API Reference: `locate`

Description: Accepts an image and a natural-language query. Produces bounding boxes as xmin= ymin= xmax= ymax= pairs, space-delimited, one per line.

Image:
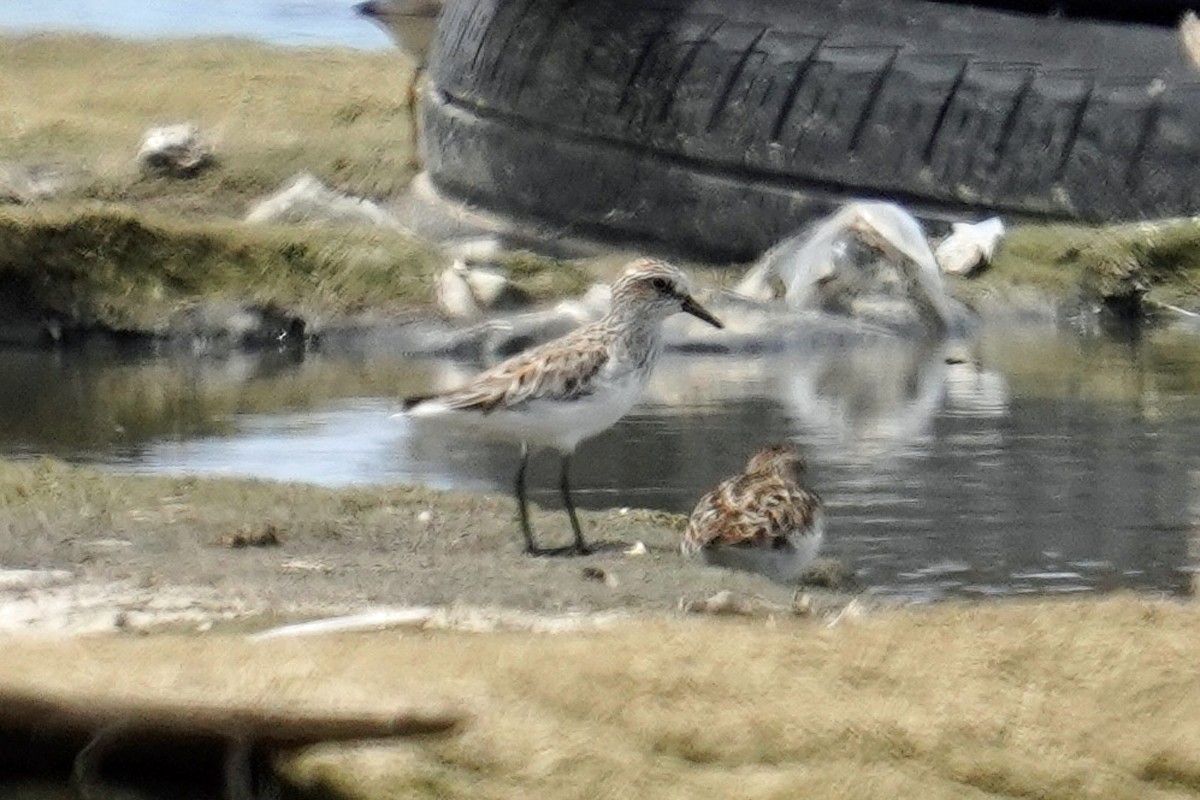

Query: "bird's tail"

xmin=401 ymin=393 xmax=437 ymax=412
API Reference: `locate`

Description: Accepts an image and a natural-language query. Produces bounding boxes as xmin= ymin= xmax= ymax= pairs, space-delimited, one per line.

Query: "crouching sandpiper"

xmin=682 ymin=445 xmax=825 ymax=582
xmin=400 ymin=258 xmax=724 ymax=555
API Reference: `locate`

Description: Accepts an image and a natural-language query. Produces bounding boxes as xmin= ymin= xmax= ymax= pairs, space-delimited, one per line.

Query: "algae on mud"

xmin=0 ymin=205 xmax=590 ymax=337
xmin=968 ymin=218 xmax=1200 ymax=311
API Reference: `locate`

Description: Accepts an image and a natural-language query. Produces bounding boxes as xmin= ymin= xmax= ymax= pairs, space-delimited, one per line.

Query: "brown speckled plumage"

xmin=682 ymin=445 xmax=823 ymax=557
xmin=404 ymin=258 xmax=707 ymax=415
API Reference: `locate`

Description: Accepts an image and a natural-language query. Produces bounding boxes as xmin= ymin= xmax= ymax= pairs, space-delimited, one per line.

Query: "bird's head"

xmin=745 ymin=444 xmax=807 ymax=480
xmin=609 ymin=258 xmax=723 ymax=328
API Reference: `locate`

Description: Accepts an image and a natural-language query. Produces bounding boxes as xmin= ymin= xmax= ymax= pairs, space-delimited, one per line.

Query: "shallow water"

xmin=4 ymin=323 xmax=1200 ymax=601
xmin=0 ymin=0 xmax=389 ymax=49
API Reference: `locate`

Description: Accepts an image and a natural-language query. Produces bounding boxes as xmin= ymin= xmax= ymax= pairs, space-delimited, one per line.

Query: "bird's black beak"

xmin=354 ymin=1 xmax=378 ymax=20
xmin=681 ymin=294 xmax=723 ymax=329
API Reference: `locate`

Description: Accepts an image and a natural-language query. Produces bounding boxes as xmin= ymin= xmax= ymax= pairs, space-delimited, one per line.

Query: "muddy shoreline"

xmin=0 ymin=459 xmax=870 ymax=636
xmin=3 ymin=34 xmax=1200 ymax=630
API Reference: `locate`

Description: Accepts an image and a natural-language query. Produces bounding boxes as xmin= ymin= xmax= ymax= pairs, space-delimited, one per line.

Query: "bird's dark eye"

xmin=651 ymin=277 xmax=671 ymax=292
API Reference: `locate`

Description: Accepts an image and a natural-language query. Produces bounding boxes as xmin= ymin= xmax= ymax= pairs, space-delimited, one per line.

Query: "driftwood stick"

xmin=72 ymin=721 xmax=131 ymax=800
xmin=224 ymin=737 xmax=256 ymax=800
xmin=0 ymin=685 xmax=464 ymax=744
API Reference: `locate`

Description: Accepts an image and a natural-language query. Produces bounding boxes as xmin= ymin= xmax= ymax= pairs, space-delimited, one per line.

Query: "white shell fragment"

xmin=934 ymin=217 xmax=1006 ymax=276
xmin=137 ymin=123 xmax=214 ymax=177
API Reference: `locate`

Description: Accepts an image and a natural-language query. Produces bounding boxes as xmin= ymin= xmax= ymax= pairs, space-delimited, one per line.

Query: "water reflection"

xmin=2 ymin=325 xmax=1200 ymax=600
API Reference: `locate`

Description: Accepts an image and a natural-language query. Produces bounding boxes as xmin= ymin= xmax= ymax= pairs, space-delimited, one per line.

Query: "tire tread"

xmin=426 ymin=0 xmax=1200 ymax=258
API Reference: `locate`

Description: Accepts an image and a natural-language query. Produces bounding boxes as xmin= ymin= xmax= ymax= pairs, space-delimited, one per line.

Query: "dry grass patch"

xmin=279 ymin=598 xmax=1200 ymax=799
xmin=1 ymin=596 xmax=1198 ymax=799
xmin=0 ymin=34 xmax=419 ymax=213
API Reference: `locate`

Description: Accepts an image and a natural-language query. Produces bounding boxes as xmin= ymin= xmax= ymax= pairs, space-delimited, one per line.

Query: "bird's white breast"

xmin=404 ymin=363 xmax=649 ymax=453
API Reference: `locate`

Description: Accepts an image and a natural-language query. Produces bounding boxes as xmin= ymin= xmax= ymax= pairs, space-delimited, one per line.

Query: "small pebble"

xmin=582 ymin=566 xmax=620 ymax=588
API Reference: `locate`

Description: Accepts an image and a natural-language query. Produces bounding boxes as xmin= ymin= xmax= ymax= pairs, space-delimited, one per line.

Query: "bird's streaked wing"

xmin=684 ymin=473 xmax=821 ymax=552
xmin=413 ymin=332 xmax=611 ymax=413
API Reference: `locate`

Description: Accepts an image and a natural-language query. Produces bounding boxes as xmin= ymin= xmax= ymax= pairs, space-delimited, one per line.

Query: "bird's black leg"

xmin=515 ymin=444 xmax=539 ymax=554
xmin=560 ymin=453 xmax=591 ymax=555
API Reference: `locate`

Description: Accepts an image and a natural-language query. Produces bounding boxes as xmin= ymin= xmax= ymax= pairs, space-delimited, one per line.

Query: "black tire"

xmin=423 ymin=0 xmax=1200 ymax=261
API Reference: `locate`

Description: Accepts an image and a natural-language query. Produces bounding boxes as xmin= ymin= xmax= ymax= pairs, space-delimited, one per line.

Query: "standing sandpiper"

xmin=682 ymin=445 xmax=825 ymax=582
xmin=400 ymin=258 xmax=724 ymax=555
xmin=355 ymin=0 xmax=443 ymax=167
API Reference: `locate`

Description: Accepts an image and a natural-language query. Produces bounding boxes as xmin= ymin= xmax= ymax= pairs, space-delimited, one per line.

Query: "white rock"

xmin=935 ymin=217 xmax=1006 ymax=276
xmin=434 ymin=260 xmax=482 ymax=319
xmin=462 ymin=264 xmax=514 ymax=307
xmin=0 ymin=161 xmax=76 ymax=203
xmin=1182 ymin=11 xmax=1200 ymax=71
xmin=245 ymin=172 xmax=400 ymax=227
xmin=434 ymin=259 xmax=530 ymax=320
xmin=137 ymin=123 xmax=214 ymax=177
xmin=280 ymin=559 xmax=333 ymax=573
xmin=442 ymin=236 xmax=505 ymax=263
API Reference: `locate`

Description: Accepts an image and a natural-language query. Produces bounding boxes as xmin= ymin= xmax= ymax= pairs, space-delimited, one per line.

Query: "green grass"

xmin=972 ymin=218 xmax=1200 ymax=307
xmin=0 ymin=204 xmax=437 ymax=328
xmin=0 ymin=205 xmax=589 ymax=330
xmin=5 ymin=33 xmax=1200 ymax=330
